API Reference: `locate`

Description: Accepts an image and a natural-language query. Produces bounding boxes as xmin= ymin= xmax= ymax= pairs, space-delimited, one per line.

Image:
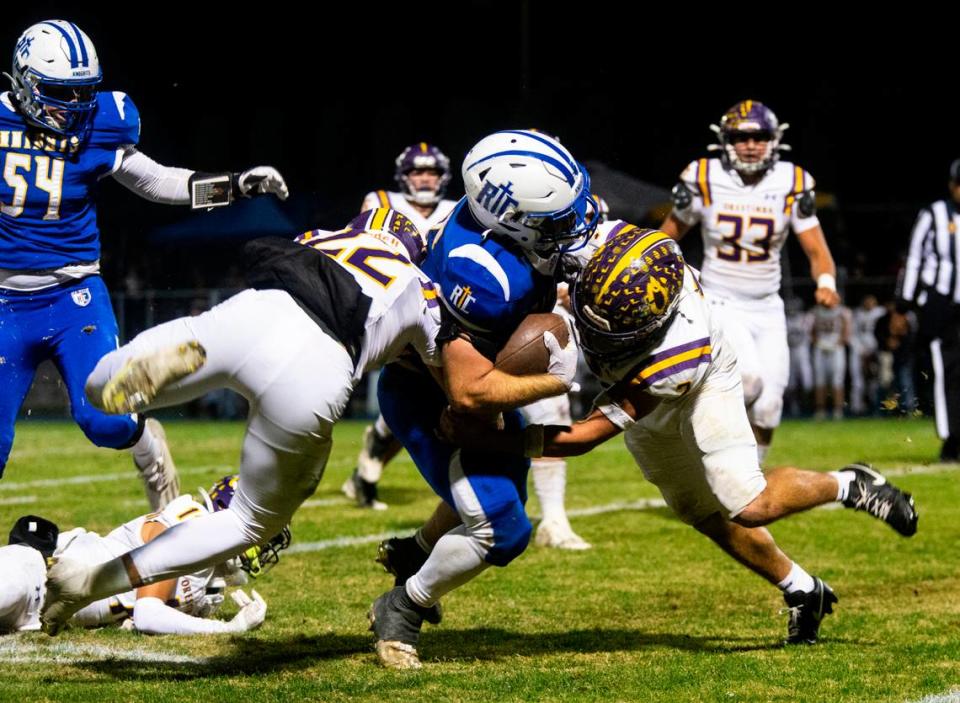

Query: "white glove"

xmin=543 ymin=318 xmax=580 ymax=391
xmin=228 ymin=589 xmax=267 ymax=632
xmin=237 ymin=166 xmax=289 ymax=201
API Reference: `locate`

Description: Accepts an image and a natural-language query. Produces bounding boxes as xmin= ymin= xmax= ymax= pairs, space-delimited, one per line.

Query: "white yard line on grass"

xmin=0 ymin=495 xmax=36 ymax=505
xmin=0 ymin=465 xmax=232 ymax=492
xmin=0 ymin=639 xmax=208 ymax=665
xmin=905 ymin=691 xmax=960 ymax=703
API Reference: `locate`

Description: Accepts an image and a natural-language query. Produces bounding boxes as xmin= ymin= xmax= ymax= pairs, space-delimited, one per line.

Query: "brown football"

xmin=494 ymin=312 xmax=570 ymax=375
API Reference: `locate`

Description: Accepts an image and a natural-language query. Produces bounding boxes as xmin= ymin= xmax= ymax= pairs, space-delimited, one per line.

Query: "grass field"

xmin=0 ymin=417 xmax=956 ymax=703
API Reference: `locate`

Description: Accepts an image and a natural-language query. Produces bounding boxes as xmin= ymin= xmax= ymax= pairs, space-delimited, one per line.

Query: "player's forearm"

xmin=132 ymin=597 xmax=237 ymax=635
xmin=112 ymin=148 xmax=193 ymax=205
xmin=447 ymin=369 xmax=566 ymax=414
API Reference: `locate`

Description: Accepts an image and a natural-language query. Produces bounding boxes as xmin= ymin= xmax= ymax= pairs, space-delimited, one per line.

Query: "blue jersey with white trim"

xmin=422 ymin=197 xmax=555 ymax=347
xmin=0 ymin=90 xmax=140 ymax=271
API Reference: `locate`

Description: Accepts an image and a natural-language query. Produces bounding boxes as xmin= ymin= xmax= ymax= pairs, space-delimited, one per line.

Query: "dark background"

xmin=5 ymin=4 xmax=957 ymax=296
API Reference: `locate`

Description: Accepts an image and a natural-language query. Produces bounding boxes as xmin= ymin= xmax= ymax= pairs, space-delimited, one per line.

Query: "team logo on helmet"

xmin=342 ymin=208 xmax=426 ymax=265
xmin=572 ymin=226 xmax=685 ymax=363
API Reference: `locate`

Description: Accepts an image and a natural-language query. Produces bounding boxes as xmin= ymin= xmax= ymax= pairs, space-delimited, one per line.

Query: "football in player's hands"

xmin=495 ymin=313 xmax=570 ymax=376
xmin=237 ymin=167 xmax=289 ymax=201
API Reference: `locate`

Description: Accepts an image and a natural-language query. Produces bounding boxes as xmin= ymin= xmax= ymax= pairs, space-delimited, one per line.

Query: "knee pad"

xmin=480 ymin=499 xmax=532 ymax=567
xmin=73 ymin=405 xmax=138 ymax=449
xmin=741 ymin=373 xmax=764 ymax=408
xmin=749 ymin=393 xmax=784 ymax=430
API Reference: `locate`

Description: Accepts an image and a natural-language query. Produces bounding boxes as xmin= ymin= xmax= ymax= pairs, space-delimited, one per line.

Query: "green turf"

xmin=0 ymin=417 xmax=954 ymax=703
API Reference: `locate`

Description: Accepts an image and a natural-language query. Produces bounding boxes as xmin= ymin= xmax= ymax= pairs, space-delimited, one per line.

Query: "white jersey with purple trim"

xmin=295 ymin=219 xmax=443 ymax=379
xmin=57 ymin=495 xmax=218 ymax=625
xmin=0 ymin=544 xmax=46 ymax=632
xmin=591 ymin=263 xmax=719 ymax=404
xmin=672 ymin=158 xmax=820 ymax=300
xmin=360 ymin=190 xmax=457 ymax=238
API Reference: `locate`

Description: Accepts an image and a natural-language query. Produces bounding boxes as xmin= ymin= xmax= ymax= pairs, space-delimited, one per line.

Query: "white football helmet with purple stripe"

xmin=462 ymin=130 xmax=596 ymax=255
xmin=5 ymin=20 xmax=102 ymax=138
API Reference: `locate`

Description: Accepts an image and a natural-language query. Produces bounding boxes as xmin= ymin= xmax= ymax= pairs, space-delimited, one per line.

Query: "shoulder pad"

xmin=797 ymin=190 xmax=816 ymax=218
xmin=90 ymin=91 xmax=140 ymax=147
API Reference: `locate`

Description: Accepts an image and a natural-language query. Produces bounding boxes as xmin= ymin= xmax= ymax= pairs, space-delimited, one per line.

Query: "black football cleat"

xmin=368 ymin=586 xmax=434 ymax=670
xmin=841 ymin=463 xmax=918 ymax=537
xmin=375 ymin=537 xmax=441 ymax=624
xmin=782 ymin=577 xmax=838 ymax=645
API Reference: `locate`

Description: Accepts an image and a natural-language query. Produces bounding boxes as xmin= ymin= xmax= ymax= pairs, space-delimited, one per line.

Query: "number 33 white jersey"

xmin=672 ymin=158 xmax=820 ymax=300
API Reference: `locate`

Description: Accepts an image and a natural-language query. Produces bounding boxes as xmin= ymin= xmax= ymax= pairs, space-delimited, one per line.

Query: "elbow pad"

xmin=671 ymin=182 xmax=693 ymax=211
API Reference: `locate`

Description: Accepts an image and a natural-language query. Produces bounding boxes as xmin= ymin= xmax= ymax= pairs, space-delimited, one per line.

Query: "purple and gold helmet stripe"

xmin=629 ymin=337 xmax=712 ymax=388
xmin=377 ymin=190 xmax=389 ymax=209
xmin=420 ymin=142 xmax=428 ymax=153
xmin=369 ymin=207 xmax=390 ymax=232
xmin=596 ymin=229 xmax=670 ymax=299
xmin=696 ymin=158 xmax=712 ymax=206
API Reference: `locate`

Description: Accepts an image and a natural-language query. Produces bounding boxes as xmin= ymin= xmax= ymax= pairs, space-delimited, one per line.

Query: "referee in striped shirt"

xmin=899 ymin=159 xmax=960 ymax=461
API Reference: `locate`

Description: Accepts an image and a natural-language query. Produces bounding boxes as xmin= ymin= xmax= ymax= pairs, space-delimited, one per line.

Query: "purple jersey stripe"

xmin=641 ymin=337 xmax=712 ymax=368
xmin=637 ymin=353 xmax=713 ymax=389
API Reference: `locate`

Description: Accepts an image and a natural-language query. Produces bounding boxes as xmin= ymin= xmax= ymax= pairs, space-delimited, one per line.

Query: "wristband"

xmin=816 ymin=273 xmax=836 ymax=292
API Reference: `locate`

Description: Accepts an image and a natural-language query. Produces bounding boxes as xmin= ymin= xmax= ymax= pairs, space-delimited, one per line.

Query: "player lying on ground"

xmin=442 ymin=225 xmax=919 ymax=646
xmin=0 ymin=20 xmax=288 ymax=510
xmin=0 ymin=475 xmax=285 ymax=634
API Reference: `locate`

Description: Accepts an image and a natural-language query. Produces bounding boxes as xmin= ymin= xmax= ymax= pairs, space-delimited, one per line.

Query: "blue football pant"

xmin=0 ymin=276 xmax=138 ymax=477
xmin=378 ymin=363 xmax=533 ymax=568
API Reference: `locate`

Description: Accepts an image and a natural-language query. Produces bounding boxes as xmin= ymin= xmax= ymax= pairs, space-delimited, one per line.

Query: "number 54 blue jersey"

xmin=0 ymin=90 xmax=140 ymax=271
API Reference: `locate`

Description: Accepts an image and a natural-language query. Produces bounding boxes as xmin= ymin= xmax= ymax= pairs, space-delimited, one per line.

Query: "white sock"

xmin=373 ymin=415 xmax=392 ymax=440
xmin=777 ymin=561 xmax=816 ymax=594
xmin=130 ymin=419 xmax=161 ymax=470
xmin=757 ymin=444 xmax=770 ymax=466
xmin=830 ymin=470 xmax=855 ymax=502
xmin=531 ymin=459 xmax=568 ymax=524
xmin=405 ymin=525 xmax=491 ymax=607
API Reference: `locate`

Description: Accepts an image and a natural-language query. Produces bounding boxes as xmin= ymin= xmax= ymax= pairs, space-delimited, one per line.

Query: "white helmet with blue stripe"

xmin=5 ymin=20 xmax=102 ymax=138
xmin=462 ymin=130 xmax=596 ymax=256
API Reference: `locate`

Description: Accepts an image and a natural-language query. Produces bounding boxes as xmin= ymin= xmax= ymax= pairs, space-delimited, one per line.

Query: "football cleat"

xmin=376 ymin=537 xmax=441 ymax=624
xmin=101 ymin=341 xmax=207 ymax=414
xmin=782 ymin=577 xmax=838 ymax=645
xmin=534 ymin=518 xmax=592 ymax=551
xmin=133 ymin=419 xmax=180 ymax=511
xmin=40 ymin=557 xmax=98 ymax=635
xmin=341 ymin=469 xmax=387 ymax=510
xmin=368 ymin=586 xmax=433 ymax=670
xmin=841 ymin=463 xmax=918 ymax=537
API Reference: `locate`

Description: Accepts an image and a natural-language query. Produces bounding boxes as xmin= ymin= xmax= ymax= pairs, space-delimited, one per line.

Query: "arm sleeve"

xmin=132 ymin=596 xmax=237 ymax=635
xmin=899 ymin=208 xmax=934 ymax=303
xmin=111 ymin=147 xmax=195 ymax=205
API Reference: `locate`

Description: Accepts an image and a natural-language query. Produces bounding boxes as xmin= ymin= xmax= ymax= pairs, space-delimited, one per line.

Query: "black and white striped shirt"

xmin=900 ymin=200 xmax=960 ymax=305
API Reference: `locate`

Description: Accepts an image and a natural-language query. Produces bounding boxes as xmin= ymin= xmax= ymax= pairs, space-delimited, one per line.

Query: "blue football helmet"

xmin=6 ymin=21 xmax=102 ymax=138
xmin=462 ymin=130 xmax=597 ymax=256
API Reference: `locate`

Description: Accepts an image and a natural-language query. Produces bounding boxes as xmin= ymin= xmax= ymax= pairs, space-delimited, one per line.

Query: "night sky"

xmin=4 ymin=5 xmax=957 ymax=292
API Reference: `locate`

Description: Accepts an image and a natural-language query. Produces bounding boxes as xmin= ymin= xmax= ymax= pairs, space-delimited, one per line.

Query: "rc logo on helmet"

xmin=450 ymin=284 xmax=476 ymax=312
xmin=477 ymin=180 xmax=519 ymax=218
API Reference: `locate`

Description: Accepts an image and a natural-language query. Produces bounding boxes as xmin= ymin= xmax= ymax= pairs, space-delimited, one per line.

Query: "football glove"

xmin=236 ymin=166 xmax=289 ymax=201
xmin=544 ymin=317 xmax=580 ymax=392
xmin=228 ymin=589 xmax=267 ymax=632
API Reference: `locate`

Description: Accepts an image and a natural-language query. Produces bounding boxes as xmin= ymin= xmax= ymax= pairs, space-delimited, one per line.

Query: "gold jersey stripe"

xmin=598 ymin=230 xmax=669 ymax=299
xmin=631 ymin=345 xmax=713 ymax=384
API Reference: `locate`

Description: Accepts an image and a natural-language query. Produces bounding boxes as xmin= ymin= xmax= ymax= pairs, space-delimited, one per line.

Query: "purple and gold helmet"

xmin=710 ymin=100 xmax=788 ymax=175
xmin=572 ymin=226 xmax=685 ymax=364
xmin=203 ymin=474 xmax=292 ymax=578
xmin=394 ymin=142 xmax=452 ymax=206
xmin=341 ymin=208 xmax=426 ymax=265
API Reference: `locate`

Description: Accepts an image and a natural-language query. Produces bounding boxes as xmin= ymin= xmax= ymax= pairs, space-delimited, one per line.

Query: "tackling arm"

xmin=659 ymin=213 xmax=693 ymax=241
xmin=796 ymin=225 xmax=840 ymax=307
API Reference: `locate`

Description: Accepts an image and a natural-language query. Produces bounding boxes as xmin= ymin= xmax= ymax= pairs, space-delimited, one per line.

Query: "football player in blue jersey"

xmin=368 ymin=130 xmax=594 ymax=669
xmin=0 ymin=21 xmax=288 ymax=509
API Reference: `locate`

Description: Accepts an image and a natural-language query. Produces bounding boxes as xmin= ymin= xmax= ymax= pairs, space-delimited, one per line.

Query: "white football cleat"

xmin=101 ymin=340 xmax=207 ymax=414
xmin=134 ymin=418 xmax=180 ymax=511
xmin=535 ymin=519 xmax=592 ymax=551
xmin=40 ymin=557 xmax=97 ymax=635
